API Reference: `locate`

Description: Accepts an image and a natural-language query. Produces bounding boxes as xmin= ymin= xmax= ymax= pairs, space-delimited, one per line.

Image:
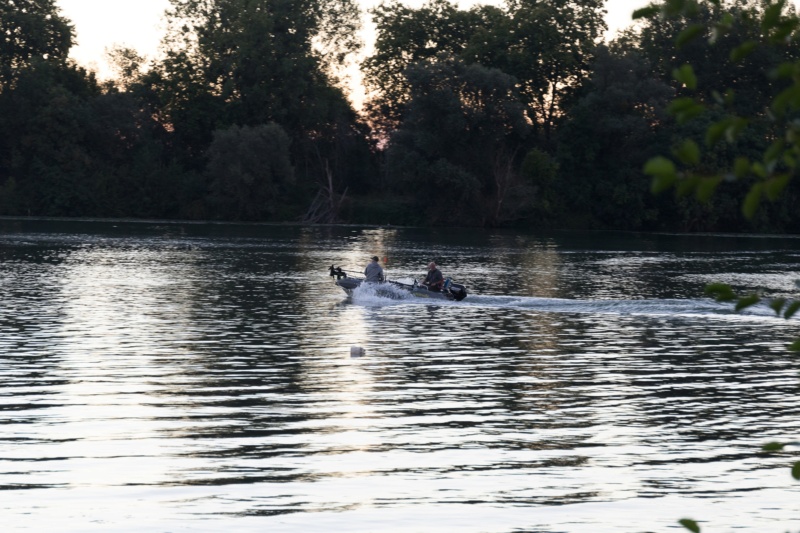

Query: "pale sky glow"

xmin=56 ymin=0 xmax=650 ymax=80
xmin=57 ymin=0 xmax=170 ymax=75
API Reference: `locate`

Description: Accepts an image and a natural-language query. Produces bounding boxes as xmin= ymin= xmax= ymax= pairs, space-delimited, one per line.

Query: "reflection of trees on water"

xmin=0 ymin=230 xmax=220 ymax=488
xmin=529 ymin=311 xmax=800 ymax=497
xmin=477 ymin=233 xmax=562 ymax=298
xmin=0 ymin=236 xmax=75 ymax=480
xmin=147 ymin=226 xmax=402 ymax=491
xmin=3 ymin=222 xmax=799 ymax=517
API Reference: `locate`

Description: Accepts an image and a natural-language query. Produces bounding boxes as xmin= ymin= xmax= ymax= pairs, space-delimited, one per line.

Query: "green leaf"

xmin=710 ymin=13 xmax=734 ymax=43
xmin=742 ymin=182 xmax=763 ymax=219
xmin=676 ymin=175 xmax=700 ymax=197
xmin=632 ymin=6 xmax=660 ymax=20
xmin=733 ymin=157 xmax=750 ymax=179
xmin=677 ymin=25 xmax=705 ymax=48
xmin=667 ymin=96 xmax=697 ymax=113
xmin=705 ymin=116 xmax=748 ymax=146
xmin=784 ymin=301 xmax=800 ymax=319
xmin=735 ymin=293 xmax=761 ymax=311
xmin=772 ymin=61 xmax=797 ymax=80
xmin=764 ymin=139 xmax=785 ymax=164
xmin=788 ymin=338 xmax=800 ymax=351
xmin=793 ymin=461 xmax=800 ymax=480
xmin=762 ymin=2 xmax=785 ymax=31
xmin=783 ymin=152 xmax=796 ymax=170
xmin=772 ymin=85 xmax=800 ymax=116
xmin=769 ymin=298 xmax=787 ymax=315
xmin=695 ymin=176 xmax=722 ymax=202
xmin=644 ymin=156 xmax=677 ymax=178
xmin=673 ymin=139 xmax=701 ymax=165
xmin=751 ymin=162 xmax=767 ymax=179
xmin=725 ymin=117 xmax=748 ymax=142
xmin=730 ymin=41 xmax=757 ymax=63
xmin=673 ymin=64 xmax=698 ymax=90
xmin=651 ymin=173 xmax=677 ymax=194
xmin=664 ymin=0 xmax=689 ymax=17
xmin=762 ymin=441 xmax=785 ymax=452
xmin=706 ymin=121 xmax=728 ymax=146
xmin=771 ymin=20 xmax=799 ymax=43
xmin=788 ymin=123 xmax=800 ymax=144
xmin=723 ymin=89 xmax=735 ymax=106
xmin=668 ymin=97 xmax=705 ymax=124
xmin=683 ymin=0 xmax=700 ymax=17
xmin=646 ymin=157 xmax=679 ymax=194
xmin=705 ymin=283 xmax=736 ymax=302
xmin=765 ymin=174 xmax=791 ymax=201
xmin=679 ymin=518 xmax=701 ymax=533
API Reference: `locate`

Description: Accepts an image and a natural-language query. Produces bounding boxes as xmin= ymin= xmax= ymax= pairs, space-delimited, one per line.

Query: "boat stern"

xmin=335 ymin=277 xmax=361 ymax=295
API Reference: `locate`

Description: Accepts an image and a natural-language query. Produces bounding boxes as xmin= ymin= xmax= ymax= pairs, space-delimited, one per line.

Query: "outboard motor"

xmin=329 ymin=265 xmax=347 ymax=280
xmin=449 ymin=282 xmax=468 ymax=301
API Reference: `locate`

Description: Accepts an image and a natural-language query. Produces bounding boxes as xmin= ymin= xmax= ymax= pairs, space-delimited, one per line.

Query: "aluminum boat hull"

xmin=334 ymin=277 xmax=467 ymax=301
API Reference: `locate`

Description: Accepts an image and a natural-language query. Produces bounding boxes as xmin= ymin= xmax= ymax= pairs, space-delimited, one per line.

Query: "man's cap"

xmin=372 ymin=256 xmax=379 ymax=262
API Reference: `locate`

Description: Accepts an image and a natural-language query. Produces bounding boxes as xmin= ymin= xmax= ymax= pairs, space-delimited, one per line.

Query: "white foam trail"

xmin=460 ymin=295 xmax=789 ymax=321
xmin=351 ymin=281 xmax=414 ymax=305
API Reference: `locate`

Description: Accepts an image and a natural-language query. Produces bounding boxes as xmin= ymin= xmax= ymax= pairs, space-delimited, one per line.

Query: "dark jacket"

xmin=424 ymin=268 xmax=444 ymax=290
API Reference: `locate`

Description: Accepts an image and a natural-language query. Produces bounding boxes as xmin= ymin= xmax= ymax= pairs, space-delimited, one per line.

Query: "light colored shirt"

xmin=364 ymin=261 xmax=384 ymax=282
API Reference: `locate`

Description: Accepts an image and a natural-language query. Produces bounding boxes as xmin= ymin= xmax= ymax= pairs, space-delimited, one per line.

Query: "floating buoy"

xmin=350 ymin=346 xmax=365 ymax=358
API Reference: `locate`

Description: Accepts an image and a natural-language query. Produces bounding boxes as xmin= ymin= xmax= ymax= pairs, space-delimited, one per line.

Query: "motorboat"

xmin=329 ymin=266 xmax=468 ymax=301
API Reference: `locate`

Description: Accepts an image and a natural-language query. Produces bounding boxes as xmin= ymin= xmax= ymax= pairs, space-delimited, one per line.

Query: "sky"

xmin=57 ymin=0 xmax=650 ymax=75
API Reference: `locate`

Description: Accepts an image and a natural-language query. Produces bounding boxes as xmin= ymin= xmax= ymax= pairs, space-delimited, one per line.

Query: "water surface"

xmin=1 ymin=219 xmax=799 ymax=532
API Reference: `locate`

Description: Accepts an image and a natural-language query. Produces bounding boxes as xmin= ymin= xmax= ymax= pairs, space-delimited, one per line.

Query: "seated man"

xmin=364 ymin=256 xmax=384 ymax=282
xmin=422 ymin=262 xmax=444 ymax=291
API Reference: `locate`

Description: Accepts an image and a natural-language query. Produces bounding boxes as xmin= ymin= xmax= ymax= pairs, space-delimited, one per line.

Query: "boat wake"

xmin=350 ymin=281 xmax=416 ymax=303
xmin=463 ymin=295 xmax=759 ymax=317
xmin=348 ymin=289 xmax=789 ymax=321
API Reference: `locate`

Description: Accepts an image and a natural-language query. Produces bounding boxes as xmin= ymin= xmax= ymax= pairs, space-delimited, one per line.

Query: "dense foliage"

xmin=637 ymin=3 xmax=800 ymax=531
xmin=1 ymin=0 xmax=800 ymax=232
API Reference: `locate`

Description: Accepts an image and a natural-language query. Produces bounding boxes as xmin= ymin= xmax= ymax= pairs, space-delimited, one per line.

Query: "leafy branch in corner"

xmin=639 ymin=0 xmax=800 ymax=351
xmin=641 ymin=0 xmax=800 ymax=220
xmin=705 ymin=282 xmax=800 ymax=350
xmin=636 ymin=1 xmax=800 ymax=531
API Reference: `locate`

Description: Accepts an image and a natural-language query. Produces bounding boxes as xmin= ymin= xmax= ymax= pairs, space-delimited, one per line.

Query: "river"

xmin=1 ymin=219 xmax=799 ymax=532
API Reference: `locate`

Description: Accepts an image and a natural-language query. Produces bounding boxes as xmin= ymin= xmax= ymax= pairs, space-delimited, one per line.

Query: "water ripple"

xmin=1 ymin=221 xmax=799 ymax=531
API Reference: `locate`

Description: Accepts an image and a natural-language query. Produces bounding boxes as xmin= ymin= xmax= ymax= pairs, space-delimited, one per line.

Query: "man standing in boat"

xmin=422 ymin=262 xmax=444 ymax=291
xmin=364 ymin=256 xmax=384 ymax=282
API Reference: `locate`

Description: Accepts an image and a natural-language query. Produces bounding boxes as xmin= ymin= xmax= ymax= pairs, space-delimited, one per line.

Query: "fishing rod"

xmin=329 ymin=265 xmax=417 ymax=288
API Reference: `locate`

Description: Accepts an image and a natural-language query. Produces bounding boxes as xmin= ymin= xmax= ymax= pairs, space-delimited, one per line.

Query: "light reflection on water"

xmin=1 ymin=220 xmax=800 ymax=531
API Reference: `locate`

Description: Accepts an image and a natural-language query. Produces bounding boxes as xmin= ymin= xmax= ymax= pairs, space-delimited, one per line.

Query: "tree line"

xmin=1 ymin=0 xmax=798 ymax=231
